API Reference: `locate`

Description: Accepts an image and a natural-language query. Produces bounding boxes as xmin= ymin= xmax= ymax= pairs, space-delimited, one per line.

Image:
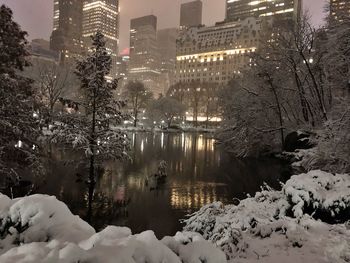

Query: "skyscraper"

xmin=128 ymin=15 xmax=162 ymax=96
xmin=157 ymin=28 xmax=179 ymax=93
xmin=50 ymin=0 xmax=84 ymax=64
xmin=180 ymin=0 xmax=203 ymax=29
xmin=330 ymin=0 xmax=350 ymax=23
xmin=226 ymin=0 xmax=302 ymax=23
xmin=82 ymin=0 xmax=120 ymax=79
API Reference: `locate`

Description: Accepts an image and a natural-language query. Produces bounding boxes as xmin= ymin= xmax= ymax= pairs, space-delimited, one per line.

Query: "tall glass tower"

xmin=50 ymin=0 xmax=84 ymax=64
xmin=82 ymin=0 xmax=120 ymax=79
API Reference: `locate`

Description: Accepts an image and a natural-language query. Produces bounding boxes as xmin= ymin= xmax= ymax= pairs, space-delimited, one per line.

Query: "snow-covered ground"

xmin=0 ymin=170 xmax=348 ymax=262
xmin=184 ymin=170 xmax=350 ymax=263
xmin=0 ymin=194 xmax=226 ymax=263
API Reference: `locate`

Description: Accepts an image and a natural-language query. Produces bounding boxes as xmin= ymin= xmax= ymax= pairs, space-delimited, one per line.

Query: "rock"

xmin=284 ymin=130 xmax=316 ymax=152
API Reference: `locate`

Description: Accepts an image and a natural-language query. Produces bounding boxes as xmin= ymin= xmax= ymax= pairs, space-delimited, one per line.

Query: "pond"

xmin=37 ymin=132 xmax=290 ymax=238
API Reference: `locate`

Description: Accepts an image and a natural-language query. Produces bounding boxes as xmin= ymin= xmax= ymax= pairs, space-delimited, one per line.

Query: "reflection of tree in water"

xmin=87 ymin=186 xmax=131 ymax=230
xmin=86 ymin=168 xmax=132 ymax=229
xmin=217 ymin=154 xmax=291 ymax=200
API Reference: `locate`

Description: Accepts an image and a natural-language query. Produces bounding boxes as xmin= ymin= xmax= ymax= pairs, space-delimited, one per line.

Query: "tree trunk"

xmin=301 ymin=52 xmax=328 ymax=121
xmin=205 ymin=102 xmax=210 ymax=129
xmin=194 ymin=101 xmax=198 ymax=127
xmin=293 ymin=70 xmax=310 ymax=124
xmin=268 ymin=79 xmax=285 ymax=150
xmin=133 ymin=111 xmax=138 ymax=127
xmin=167 ymin=117 xmax=173 ymax=129
xmin=87 ymin=91 xmax=97 ymax=223
xmin=86 ymin=182 xmax=94 ymax=224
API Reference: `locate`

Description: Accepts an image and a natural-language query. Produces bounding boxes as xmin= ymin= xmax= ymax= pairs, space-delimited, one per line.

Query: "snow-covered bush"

xmin=282 ymin=170 xmax=350 ymax=222
xmin=0 ymin=195 xmax=95 ymax=253
xmin=290 ymin=111 xmax=350 ymax=174
xmin=0 ymin=194 xmax=226 ymax=263
xmin=183 ymin=170 xmax=350 ymax=262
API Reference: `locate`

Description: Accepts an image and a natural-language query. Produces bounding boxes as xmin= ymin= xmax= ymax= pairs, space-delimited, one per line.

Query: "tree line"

xmin=217 ymin=11 xmax=350 ymax=172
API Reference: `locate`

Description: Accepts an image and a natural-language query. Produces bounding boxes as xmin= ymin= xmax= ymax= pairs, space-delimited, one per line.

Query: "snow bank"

xmin=0 ymin=194 xmax=226 ymax=263
xmin=183 ymin=170 xmax=350 ymax=262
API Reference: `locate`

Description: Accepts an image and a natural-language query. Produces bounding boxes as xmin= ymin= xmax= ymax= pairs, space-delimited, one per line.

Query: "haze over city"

xmin=0 ymin=0 xmax=349 ymax=262
xmin=1 ymin=0 xmax=326 ymax=52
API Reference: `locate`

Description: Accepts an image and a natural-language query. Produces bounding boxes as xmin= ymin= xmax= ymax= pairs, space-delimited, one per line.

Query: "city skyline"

xmin=1 ymin=0 xmax=326 ymax=53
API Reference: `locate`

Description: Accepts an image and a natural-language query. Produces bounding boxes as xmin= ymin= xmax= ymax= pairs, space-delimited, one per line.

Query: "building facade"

xmin=180 ymin=0 xmax=203 ymax=29
xmin=128 ymin=15 xmax=162 ymax=97
xmin=175 ymin=0 xmax=303 ymax=85
xmin=330 ymin=0 xmax=350 ymax=23
xmin=226 ymin=0 xmax=302 ymax=23
xmin=116 ymin=53 xmax=129 ymax=91
xmin=175 ymin=18 xmax=262 ymax=84
xmin=82 ymin=0 xmax=120 ymax=79
xmin=50 ymin=0 xmax=84 ymax=64
xmin=173 ymin=18 xmax=264 ymax=124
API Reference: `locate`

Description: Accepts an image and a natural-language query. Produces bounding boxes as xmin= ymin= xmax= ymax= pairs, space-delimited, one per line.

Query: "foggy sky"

xmin=0 ymin=0 xmax=326 ymax=53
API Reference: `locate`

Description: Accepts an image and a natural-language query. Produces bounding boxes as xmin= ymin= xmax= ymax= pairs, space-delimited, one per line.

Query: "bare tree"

xmin=123 ymin=80 xmax=153 ymax=127
xmin=261 ymin=15 xmax=330 ymax=125
xmin=167 ymin=82 xmax=186 ymax=103
xmin=147 ymin=96 xmax=186 ymax=128
xmin=187 ymin=82 xmax=202 ymax=127
xmin=26 ymin=61 xmax=76 ymax=126
xmin=217 ymin=77 xmax=281 ymax=157
xmin=322 ymin=10 xmax=350 ymax=102
xmin=202 ymin=83 xmax=220 ymax=128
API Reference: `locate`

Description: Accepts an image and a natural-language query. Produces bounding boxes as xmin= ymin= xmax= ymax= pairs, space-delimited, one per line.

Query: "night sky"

xmin=0 ymin=0 xmax=327 ymax=53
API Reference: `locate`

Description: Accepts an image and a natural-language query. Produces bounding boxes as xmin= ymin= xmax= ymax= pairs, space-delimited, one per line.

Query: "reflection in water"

xmin=35 ymin=132 xmax=290 ymax=238
xmin=170 ymin=183 xmax=222 ymax=210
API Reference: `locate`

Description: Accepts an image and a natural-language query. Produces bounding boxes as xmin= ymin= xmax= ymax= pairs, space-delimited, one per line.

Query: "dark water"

xmin=36 ymin=132 xmax=290 ymax=238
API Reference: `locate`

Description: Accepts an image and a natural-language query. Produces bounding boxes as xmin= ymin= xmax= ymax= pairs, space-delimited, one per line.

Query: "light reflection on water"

xmin=38 ymin=132 xmax=290 ymax=238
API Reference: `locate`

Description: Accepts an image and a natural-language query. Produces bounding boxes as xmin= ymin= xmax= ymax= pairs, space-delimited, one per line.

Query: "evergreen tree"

xmin=52 ymin=32 xmax=129 ymax=215
xmin=0 ymin=5 xmax=42 ymax=189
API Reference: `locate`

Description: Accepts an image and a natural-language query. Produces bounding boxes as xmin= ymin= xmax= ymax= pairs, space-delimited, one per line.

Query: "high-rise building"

xmin=330 ymin=0 xmax=350 ymax=23
xmin=116 ymin=50 xmax=130 ymax=89
xmin=225 ymin=0 xmax=302 ymax=23
xmin=180 ymin=0 xmax=203 ymax=29
xmin=116 ymin=49 xmax=129 ymax=80
xmin=175 ymin=18 xmax=262 ymax=85
xmin=128 ymin=15 xmax=162 ymax=96
xmin=50 ymin=0 xmax=84 ymax=64
xmin=82 ymin=0 xmax=120 ymax=79
xmin=157 ymin=28 xmax=179 ymax=93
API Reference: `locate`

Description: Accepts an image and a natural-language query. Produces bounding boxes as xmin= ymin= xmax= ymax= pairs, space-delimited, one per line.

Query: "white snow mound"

xmin=184 ymin=170 xmax=350 ymax=263
xmin=0 ymin=194 xmax=226 ymax=263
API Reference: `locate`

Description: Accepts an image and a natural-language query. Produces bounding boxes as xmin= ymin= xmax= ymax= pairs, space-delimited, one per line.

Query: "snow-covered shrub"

xmin=0 ymin=194 xmax=226 ymax=263
xmin=281 ymin=170 xmax=350 ymax=223
xmin=291 ymin=112 xmax=350 ymax=174
xmin=182 ymin=202 xmax=225 ymax=239
xmin=161 ymin=232 xmax=227 ymax=263
xmin=183 ymin=171 xmax=350 ymax=262
xmin=0 ymin=194 xmax=95 ymax=253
